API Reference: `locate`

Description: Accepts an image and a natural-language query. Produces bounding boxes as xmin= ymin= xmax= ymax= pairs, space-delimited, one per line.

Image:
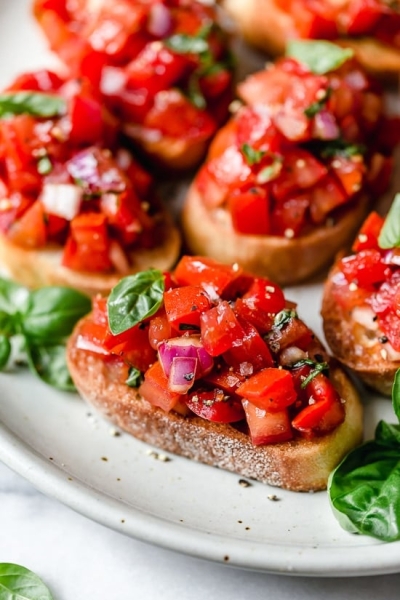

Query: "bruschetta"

xmin=0 ymin=70 xmax=180 ymax=295
xmin=221 ymin=0 xmax=400 ymax=78
xmin=181 ymin=42 xmax=396 ymax=286
xmin=33 ymin=0 xmax=234 ymax=170
xmin=321 ymin=201 xmax=400 ymax=396
xmin=66 ymin=255 xmax=363 ymax=492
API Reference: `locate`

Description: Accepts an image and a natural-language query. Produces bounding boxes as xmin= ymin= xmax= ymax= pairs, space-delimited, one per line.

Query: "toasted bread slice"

xmin=321 ymin=263 xmax=399 ymax=396
xmin=66 ymin=318 xmax=363 ymax=492
xmin=181 ymin=181 xmax=370 ymax=286
xmin=221 ymin=0 xmax=400 ymax=79
xmin=0 ymin=214 xmax=181 ymax=296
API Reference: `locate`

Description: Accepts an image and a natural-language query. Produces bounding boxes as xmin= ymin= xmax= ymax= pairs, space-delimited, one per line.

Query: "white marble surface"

xmin=1 ymin=459 xmax=400 ymax=600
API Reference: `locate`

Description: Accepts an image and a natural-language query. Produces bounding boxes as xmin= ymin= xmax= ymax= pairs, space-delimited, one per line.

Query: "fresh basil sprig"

xmin=107 ymin=269 xmax=164 ymax=335
xmin=126 ymin=366 xmax=143 ymax=388
xmin=328 ymin=370 xmax=400 ymax=542
xmin=0 ymin=563 xmax=54 ymax=600
xmin=378 ymin=193 xmax=400 ymax=249
xmin=273 ymin=308 xmax=298 ymax=329
xmin=291 ymin=358 xmax=329 ymax=387
xmin=286 ymin=40 xmax=354 ymax=75
xmin=0 ymin=278 xmax=91 ymax=390
xmin=241 ymin=143 xmax=266 ymax=166
xmin=0 ymin=92 xmax=66 ymax=119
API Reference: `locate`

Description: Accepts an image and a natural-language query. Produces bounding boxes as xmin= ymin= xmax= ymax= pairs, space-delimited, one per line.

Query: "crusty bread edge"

xmin=321 ymin=263 xmax=399 ymax=396
xmin=181 ymin=181 xmax=370 ymax=286
xmin=66 ymin=319 xmax=364 ymax=492
xmin=0 ymin=213 xmax=181 ymax=295
xmin=221 ymin=0 xmax=400 ymax=78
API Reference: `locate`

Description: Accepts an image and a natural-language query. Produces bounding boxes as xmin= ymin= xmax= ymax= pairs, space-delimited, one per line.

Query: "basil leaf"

xmin=164 ymin=34 xmax=210 ymax=56
xmin=378 ymin=193 xmax=400 ymax=249
xmin=393 ymin=369 xmax=400 ymax=422
xmin=26 ymin=342 xmax=76 ymax=391
xmin=328 ymin=437 xmax=400 ymax=541
xmin=108 ymin=269 xmax=164 ymax=334
xmin=187 ymin=72 xmax=207 ymax=110
xmin=256 ymin=158 xmax=283 ymax=183
xmin=0 ymin=277 xmax=29 ymax=314
xmin=22 ymin=287 xmax=91 ymax=342
xmin=320 ymin=138 xmax=366 ymax=159
xmin=0 ymin=335 xmax=11 ymax=369
xmin=0 ymin=92 xmax=66 ymax=118
xmin=37 ymin=155 xmax=52 ymax=175
xmin=286 ymin=40 xmax=354 ymax=75
xmin=273 ymin=308 xmax=297 ymax=329
xmin=126 ymin=366 xmax=143 ymax=388
xmin=304 ymin=88 xmax=332 ymax=118
xmin=299 ymin=361 xmax=329 ymax=388
xmin=0 ymin=563 xmax=54 ymax=600
xmin=241 ymin=143 xmax=266 ymax=166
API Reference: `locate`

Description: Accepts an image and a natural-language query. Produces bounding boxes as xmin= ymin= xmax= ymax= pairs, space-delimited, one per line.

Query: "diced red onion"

xmin=312 ymin=110 xmax=340 ymax=140
xmin=100 ymin=66 xmax=128 ymax=96
xmin=40 ymin=183 xmax=82 ymax=220
xmin=147 ymin=3 xmax=172 ymax=37
xmin=158 ymin=336 xmax=214 ymax=378
xmin=66 ymin=147 xmax=126 ymax=195
xmin=168 ymin=356 xmax=198 ymax=394
xmin=383 ymin=248 xmax=400 ymax=266
xmin=344 ymin=70 xmax=369 ymax=91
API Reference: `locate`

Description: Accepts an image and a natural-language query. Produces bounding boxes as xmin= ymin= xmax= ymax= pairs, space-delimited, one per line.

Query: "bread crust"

xmin=222 ymin=0 xmax=400 ymax=78
xmin=181 ymin=181 xmax=370 ymax=286
xmin=66 ymin=317 xmax=363 ymax=492
xmin=321 ymin=263 xmax=399 ymax=396
xmin=0 ymin=214 xmax=181 ymax=295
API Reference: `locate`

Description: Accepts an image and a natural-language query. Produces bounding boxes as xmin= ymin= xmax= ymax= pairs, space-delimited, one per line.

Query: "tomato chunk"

xmin=186 ymin=389 xmax=245 ymax=423
xmin=340 ymin=249 xmax=389 ymax=288
xmin=62 ymin=212 xmax=112 ymax=272
xmin=242 ymin=400 xmax=293 ymax=445
xmin=164 ymin=285 xmax=212 ymax=332
xmin=174 ymin=255 xmax=250 ymax=298
xmin=139 ymin=361 xmax=183 ymax=412
xmin=236 ymin=367 xmax=297 ymax=411
xmin=200 ymin=301 xmax=245 ymax=356
xmin=352 ymin=212 xmax=384 ymax=252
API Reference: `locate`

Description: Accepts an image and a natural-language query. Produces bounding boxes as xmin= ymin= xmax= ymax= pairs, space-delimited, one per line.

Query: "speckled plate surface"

xmin=0 ymin=0 xmax=400 ymax=578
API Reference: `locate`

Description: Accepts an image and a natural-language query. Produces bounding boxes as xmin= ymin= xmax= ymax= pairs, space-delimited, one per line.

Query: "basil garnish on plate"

xmin=107 ymin=269 xmax=165 ymax=335
xmin=0 ymin=278 xmax=91 ymax=390
xmin=0 ymin=92 xmax=66 ymax=119
xmin=378 ymin=193 xmax=400 ymax=249
xmin=328 ymin=370 xmax=400 ymax=542
xmin=0 ymin=563 xmax=54 ymax=600
xmin=286 ymin=40 xmax=354 ymax=75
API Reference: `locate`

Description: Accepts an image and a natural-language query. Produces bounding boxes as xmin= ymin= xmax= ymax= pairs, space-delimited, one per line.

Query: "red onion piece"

xmin=168 ymin=356 xmax=198 ymax=394
xmin=148 ymin=3 xmax=173 ymax=37
xmin=158 ymin=336 xmax=214 ymax=378
xmin=312 ymin=110 xmax=340 ymax=140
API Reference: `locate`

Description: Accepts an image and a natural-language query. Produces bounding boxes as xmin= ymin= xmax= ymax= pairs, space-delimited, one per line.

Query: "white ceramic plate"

xmin=1 ymin=0 xmax=400 ymax=578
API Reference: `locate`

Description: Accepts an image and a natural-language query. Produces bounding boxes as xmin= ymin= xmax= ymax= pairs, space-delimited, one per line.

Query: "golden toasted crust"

xmin=221 ymin=0 xmax=400 ymax=78
xmin=181 ymin=181 xmax=370 ymax=287
xmin=321 ymin=263 xmax=399 ymax=396
xmin=66 ymin=318 xmax=363 ymax=492
xmin=0 ymin=214 xmax=181 ymax=295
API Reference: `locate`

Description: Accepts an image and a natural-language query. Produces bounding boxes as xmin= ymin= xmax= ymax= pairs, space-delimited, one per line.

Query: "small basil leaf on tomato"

xmin=187 ymin=72 xmax=207 ymax=110
xmin=304 ymin=87 xmax=332 ymax=118
xmin=299 ymin=361 xmax=329 ymax=388
xmin=0 ymin=92 xmax=67 ymax=118
xmin=273 ymin=308 xmax=297 ymax=329
xmin=0 ymin=563 xmax=54 ymax=600
xmin=126 ymin=366 xmax=143 ymax=388
xmin=22 ymin=287 xmax=91 ymax=342
xmin=25 ymin=341 xmax=76 ymax=391
xmin=320 ymin=138 xmax=366 ymax=159
xmin=378 ymin=193 xmax=400 ymax=249
xmin=108 ymin=269 xmax=165 ymax=335
xmin=37 ymin=155 xmax=53 ymax=175
xmin=241 ymin=143 xmax=266 ymax=166
xmin=0 ymin=334 xmax=11 ymax=369
xmin=286 ymin=40 xmax=354 ymax=75
xmin=164 ymin=33 xmax=209 ymax=56
xmin=256 ymin=158 xmax=283 ymax=183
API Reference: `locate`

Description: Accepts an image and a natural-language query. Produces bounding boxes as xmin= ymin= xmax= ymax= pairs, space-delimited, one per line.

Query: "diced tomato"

xmin=200 ymin=301 xmax=245 ymax=356
xmin=148 ymin=310 xmax=173 ymax=350
xmin=62 ymin=212 xmax=112 ymax=272
xmin=228 ymin=187 xmax=270 ymax=235
xmin=139 ymin=361 xmax=183 ymax=412
xmin=329 ymin=155 xmax=365 ymax=197
xmin=271 ymin=149 xmax=327 ymax=202
xmin=236 ymin=367 xmax=297 ymax=411
xmin=0 ymin=192 xmax=33 ymax=234
xmin=242 ymin=400 xmax=293 ymax=445
xmin=7 ymin=201 xmax=47 ymax=248
xmin=174 ymin=255 xmax=250 ymax=299
xmin=223 ymin=320 xmax=274 ymax=375
xmin=268 ymin=317 xmax=315 ymax=353
xmin=103 ymin=321 xmax=156 ymax=372
xmin=91 ymin=295 xmax=108 ymax=326
xmin=163 ymin=285 xmax=212 ymax=332
xmin=202 ymin=366 xmax=245 ymax=395
xmin=341 ymin=0 xmax=383 ymax=35
xmin=330 ymin=269 xmax=371 ymax=310
xmin=7 ymin=69 xmax=64 ymax=92
xmin=68 ymin=92 xmax=104 ymax=146
xmin=186 ymin=389 xmax=245 ymax=423
xmin=352 ymin=211 xmax=384 ymax=252
xmin=340 ymin=249 xmax=389 ymax=288
xmin=236 ymin=277 xmax=285 ymax=328
xmin=289 ymin=0 xmax=338 ymax=38
xmin=368 ymin=271 xmax=400 ymax=316
xmin=271 ymin=193 xmax=310 ymax=237
xmin=309 ymin=175 xmax=348 ymax=224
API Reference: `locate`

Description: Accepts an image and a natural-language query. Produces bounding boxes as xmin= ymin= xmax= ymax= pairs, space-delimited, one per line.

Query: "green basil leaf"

xmin=126 ymin=366 xmax=143 ymax=388
xmin=0 ymin=92 xmax=66 ymax=118
xmin=241 ymin=143 xmax=266 ymax=166
xmin=37 ymin=155 xmax=53 ymax=175
xmin=304 ymin=87 xmax=332 ymax=118
xmin=378 ymin=193 xmax=400 ymax=249
xmin=25 ymin=342 xmax=76 ymax=391
xmin=22 ymin=287 xmax=91 ymax=342
xmin=0 ymin=563 xmax=54 ymax=600
xmin=300 ymin=361 xmax=329 ymax=388
xmin=320 ymin=138 xmax=366 ymax=159
xmin=107 ymin=269 xmax=164 ymax=335
xmin=273 ymin=308 xmax=298 ymax=329
xmin=0 ymin=335 xmax=11 ymax=369
xmin=0 ymin=277 xmax=29 ymax=314
xmin=164 ymin=34 xmax=210 ymax=56
xmin=328 ymin=437 xmax=400 ymax=541
xmin=256 ymin=158 xmax=283 ymax=183
xmin=375 ymin=420 xmax=400 ymax=445
xmin=392 ymin=369 xmax=400 ymax=422
xmin=286 ymin=40 xmax=354 ymax=75
xmin=187 ymin=71 xmax=207 ymax=110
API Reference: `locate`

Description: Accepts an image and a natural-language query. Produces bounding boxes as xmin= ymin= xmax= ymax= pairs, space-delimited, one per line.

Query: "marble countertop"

xmin=1 ymin=459 xmax=400 ymax=600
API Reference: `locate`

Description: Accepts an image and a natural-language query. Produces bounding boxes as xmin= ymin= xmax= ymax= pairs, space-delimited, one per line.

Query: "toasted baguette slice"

xmin=321 ymin=263 xmax=399 ymax=396
xmin=67 ymin=318 xmax=363 ymax=492
xmin=0 ymin=214 xmax=180 ymax=296
xmin=181 ymin=181 xmax=370 ymax=286
xmin=221 ymin=0 xmax=400 ymax=78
